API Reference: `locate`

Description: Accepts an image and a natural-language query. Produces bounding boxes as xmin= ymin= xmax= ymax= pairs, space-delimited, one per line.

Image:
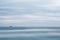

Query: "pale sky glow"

xmin=0 ymin=0 xmax=60 ymax=27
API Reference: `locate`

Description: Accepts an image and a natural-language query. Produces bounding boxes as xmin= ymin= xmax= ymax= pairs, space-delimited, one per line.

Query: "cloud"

xmin=0 ymin=14 xmax=60 ymax=26
xmin=0 ymin=15 xmax=60 ymax=21
xmin=0 ymin=0 xmax=60 ymax=26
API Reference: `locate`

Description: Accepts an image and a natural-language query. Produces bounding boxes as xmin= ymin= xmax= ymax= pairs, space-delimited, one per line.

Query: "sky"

xmin=0 ymin=0 xmax=60 ymax=27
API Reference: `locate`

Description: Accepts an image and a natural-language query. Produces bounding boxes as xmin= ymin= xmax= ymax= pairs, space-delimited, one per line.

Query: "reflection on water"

xmin=0 ymin=27 xmax=60 ymax=40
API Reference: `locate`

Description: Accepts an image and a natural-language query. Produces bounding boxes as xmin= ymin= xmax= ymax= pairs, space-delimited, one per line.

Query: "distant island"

xmin=9 ymin=26 xmax=13 ymax=28
xmin=9 ymin=26 xmax=13 ymax=30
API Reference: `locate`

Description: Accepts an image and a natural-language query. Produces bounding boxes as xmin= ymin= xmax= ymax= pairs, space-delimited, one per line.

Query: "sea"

xmin=0 ymin=27 xmax=60 ymax=40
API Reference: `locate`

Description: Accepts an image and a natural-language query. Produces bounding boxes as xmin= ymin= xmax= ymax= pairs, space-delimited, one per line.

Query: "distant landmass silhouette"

xmin=9 ymin=26 xmax=13 ymax=30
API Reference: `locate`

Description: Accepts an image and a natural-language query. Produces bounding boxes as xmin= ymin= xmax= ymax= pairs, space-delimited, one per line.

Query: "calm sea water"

xmin=0 ymin=27 xmax=60 ymax=40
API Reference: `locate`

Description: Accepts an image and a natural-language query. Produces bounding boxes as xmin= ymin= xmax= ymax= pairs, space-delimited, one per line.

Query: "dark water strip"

xmin=0 ymin=27 xmax=60 ymax=30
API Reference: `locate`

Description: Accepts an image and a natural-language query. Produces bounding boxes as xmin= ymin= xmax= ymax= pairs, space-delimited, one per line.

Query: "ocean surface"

xmin=0 ymin=27 xmax=60 ymax=40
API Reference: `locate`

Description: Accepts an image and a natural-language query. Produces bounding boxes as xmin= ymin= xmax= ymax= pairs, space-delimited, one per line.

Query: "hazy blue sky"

xmin=0 ymin=0 xmax=60 ymax=27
